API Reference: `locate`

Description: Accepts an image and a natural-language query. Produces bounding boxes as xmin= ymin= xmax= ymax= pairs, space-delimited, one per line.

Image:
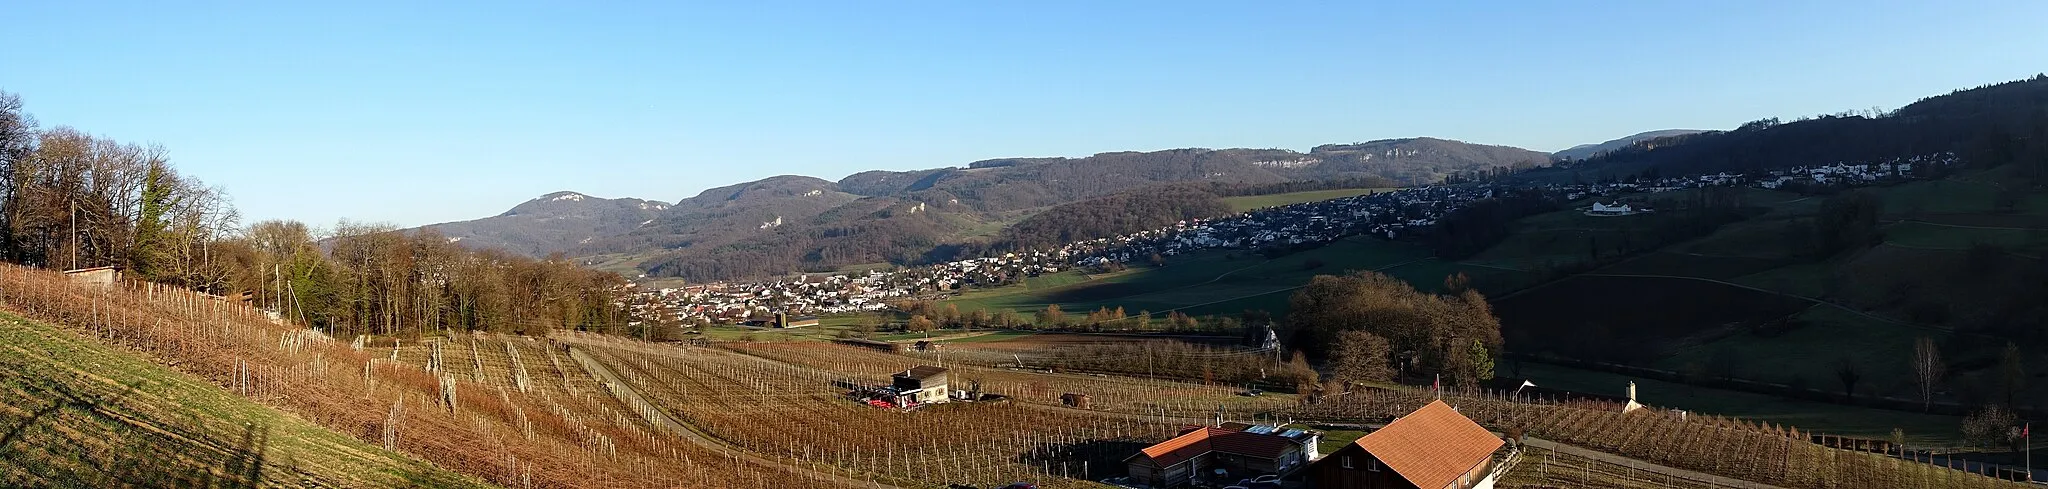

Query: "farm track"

xmin=563 ymin=345 xmax=907 ymax=489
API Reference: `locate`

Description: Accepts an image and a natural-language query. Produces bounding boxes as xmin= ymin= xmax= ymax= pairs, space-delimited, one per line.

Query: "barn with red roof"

xmin=1308 ymin=400 xmax=1507 ymax=489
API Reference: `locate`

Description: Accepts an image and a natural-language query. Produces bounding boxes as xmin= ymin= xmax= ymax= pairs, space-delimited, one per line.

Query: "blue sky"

xmin=4 ymin=1 xmax=2044 ymax=228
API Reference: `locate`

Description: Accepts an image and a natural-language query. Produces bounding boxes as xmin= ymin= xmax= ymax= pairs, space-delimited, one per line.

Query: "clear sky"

xmin=5 ymin=1 xmax=2045 ymax=228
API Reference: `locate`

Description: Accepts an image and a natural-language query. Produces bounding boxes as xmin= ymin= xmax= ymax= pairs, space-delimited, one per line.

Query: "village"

xmin=628 ymin=151 xmax=1961 ymax=326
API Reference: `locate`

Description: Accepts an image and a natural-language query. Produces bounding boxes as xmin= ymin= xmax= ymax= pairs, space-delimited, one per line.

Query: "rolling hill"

xmin=420 ymin=191 xmax=672 ymax=257
xmin=417 ymin=138 xmax=1550 ymax=280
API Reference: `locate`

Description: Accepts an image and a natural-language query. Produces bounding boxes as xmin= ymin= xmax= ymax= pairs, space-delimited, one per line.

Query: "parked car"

xmin=1097 ymin=476 xmax=1136 ymax=487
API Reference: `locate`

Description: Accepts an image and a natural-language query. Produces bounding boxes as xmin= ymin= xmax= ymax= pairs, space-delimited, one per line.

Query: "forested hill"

xmin=418 ymin=138 xmax=1547 ymax=281
xmin=421 ymin=191 xmax=671 ymax=257
xmin=1552 ymin=129 xmax=1711 ymax=161
xmin=1521 ymin=75 xmax=2048 ymax=183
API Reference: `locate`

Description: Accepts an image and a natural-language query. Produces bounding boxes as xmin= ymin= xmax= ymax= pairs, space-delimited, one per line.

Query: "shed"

xmin=1060 ymin=392 xmax=1091 ymax=409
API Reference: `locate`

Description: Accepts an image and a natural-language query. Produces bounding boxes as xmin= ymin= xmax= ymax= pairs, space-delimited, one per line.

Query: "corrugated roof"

xmin=1355 ymin=400 xmax=1503 ymax=489
xmin=1130 ymin=426 xmax=1299 ymax=468
xmin=1134 ymin=427 xmax=1215 ymax=467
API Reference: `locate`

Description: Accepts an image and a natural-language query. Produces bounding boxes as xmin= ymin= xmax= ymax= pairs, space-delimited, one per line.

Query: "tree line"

xmin=1286 ymin=270 xmax=1503 ymax=389
xmin=0 ymin=91 xmax=627 ymax=338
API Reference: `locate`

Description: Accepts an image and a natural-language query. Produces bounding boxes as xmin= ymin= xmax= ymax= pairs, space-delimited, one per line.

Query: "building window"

xmin=1341 ymin=456 xmax=1353 ymax=469
xmin=1368 ymin=458 xmax=1380 ymax=472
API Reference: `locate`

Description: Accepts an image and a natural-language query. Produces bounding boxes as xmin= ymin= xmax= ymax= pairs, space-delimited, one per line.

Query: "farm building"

xmin=890 ymin=365 xmax=950 ymax=405
xmin=1124 ymin=423 xmax=1321 ymax=487
xmin=1587 ymin=202 xmax=1635 ymax=215
xmin=775 ymin=313 xmax=819 ymax=328
xmin=1308 ymin=400 xmax=1505 ymax=489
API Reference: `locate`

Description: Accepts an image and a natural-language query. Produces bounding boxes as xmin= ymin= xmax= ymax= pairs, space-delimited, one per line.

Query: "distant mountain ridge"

xmin=412 ymin=137 xmax=1551 ymax=279
xmin=1553 ymin=129 xmax=1712 ymax=161
xmin=421 ymin=191 xmax=671 ymax=256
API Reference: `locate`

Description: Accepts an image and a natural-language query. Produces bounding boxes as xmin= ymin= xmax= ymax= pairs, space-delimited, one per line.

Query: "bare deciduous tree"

xmin=1912 ymin=337 xmax=1945 ymax=410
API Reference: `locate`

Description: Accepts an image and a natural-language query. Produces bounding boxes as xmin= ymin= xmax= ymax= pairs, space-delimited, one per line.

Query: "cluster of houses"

xmin=627 ymin=185 xmax=1501 ymax=323
xmin=1558 ymin=152 xmax=1960 ymax=200
xmin=1755 ymin=153 xmax=1958 ymax=189
xmin=1066 ymin=185 xmax=1498 ymax=268
xmin=1122 ymin=400 xmax=1509 ymax=489
xmin=629 ymin=250 xmax=1069 ymax=323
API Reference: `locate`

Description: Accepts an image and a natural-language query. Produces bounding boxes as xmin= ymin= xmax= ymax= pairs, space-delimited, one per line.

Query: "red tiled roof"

xmin=1355 ymin=401 xmax=1503 ymax=489
xmin=1130 ymin=426 xmax=1298 ymax=468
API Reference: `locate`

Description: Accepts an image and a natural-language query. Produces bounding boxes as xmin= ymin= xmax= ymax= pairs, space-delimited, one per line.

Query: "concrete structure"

xmin=1309 ymin=400 xmax=1505 ymax=489
xmin=63 ymin=266 xmax=120 ymax=287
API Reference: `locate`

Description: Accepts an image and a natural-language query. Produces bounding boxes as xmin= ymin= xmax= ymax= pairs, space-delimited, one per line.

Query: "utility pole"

xmin=69 ymin=199 xmax=77 ymax=270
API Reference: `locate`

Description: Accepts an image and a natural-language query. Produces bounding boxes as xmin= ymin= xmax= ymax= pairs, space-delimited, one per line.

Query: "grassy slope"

xmin=0 ymin=313 xmax=486 ymax=488
xmin=1491 ymin=168 xmax=2048 ymax=442
xmin=941 ymin=237 xmax=1479 ymax=318
xmin=1220 ymin=187 xmax=1399 ymax=213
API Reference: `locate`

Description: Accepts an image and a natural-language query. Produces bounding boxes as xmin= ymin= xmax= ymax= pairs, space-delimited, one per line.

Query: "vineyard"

xmin=0 ymin=263 xmax=843 ymax=488
xmin=727 ymin=341 xmax=1301 ymax=420
xmin=905 ymin=336 xmax=1315 ymax=390
xmin=1284 ymin=386 xmax=2030 ymax=489
xmin=568 ymin=334 xmax=1182 ymax=488
xmin=1499 ymin=446 xmax=1751 ymax=489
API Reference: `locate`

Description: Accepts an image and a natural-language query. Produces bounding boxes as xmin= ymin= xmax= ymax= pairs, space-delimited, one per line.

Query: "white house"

xmin=1588 ymin=202 xmax=1634 ymax=215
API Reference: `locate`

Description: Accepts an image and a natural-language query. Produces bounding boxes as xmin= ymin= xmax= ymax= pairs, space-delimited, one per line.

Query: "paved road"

xmin=564 ymin=345 xmax=908 ymax=489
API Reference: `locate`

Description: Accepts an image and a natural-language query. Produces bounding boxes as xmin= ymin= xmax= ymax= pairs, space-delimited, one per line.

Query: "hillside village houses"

xmin=629 ymin=151 xmax=1960 ymax=325
xmin=631 ymin=184 xmax=1489 ymax=323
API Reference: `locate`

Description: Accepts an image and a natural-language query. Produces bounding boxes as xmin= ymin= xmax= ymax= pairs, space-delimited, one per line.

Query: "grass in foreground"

xmin=0 ymin=313 xmax=485 ymax=488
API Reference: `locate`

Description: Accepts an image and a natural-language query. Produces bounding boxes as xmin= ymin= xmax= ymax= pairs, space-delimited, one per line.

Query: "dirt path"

xmin=564 ymin=346 xmax=906 ymax=489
